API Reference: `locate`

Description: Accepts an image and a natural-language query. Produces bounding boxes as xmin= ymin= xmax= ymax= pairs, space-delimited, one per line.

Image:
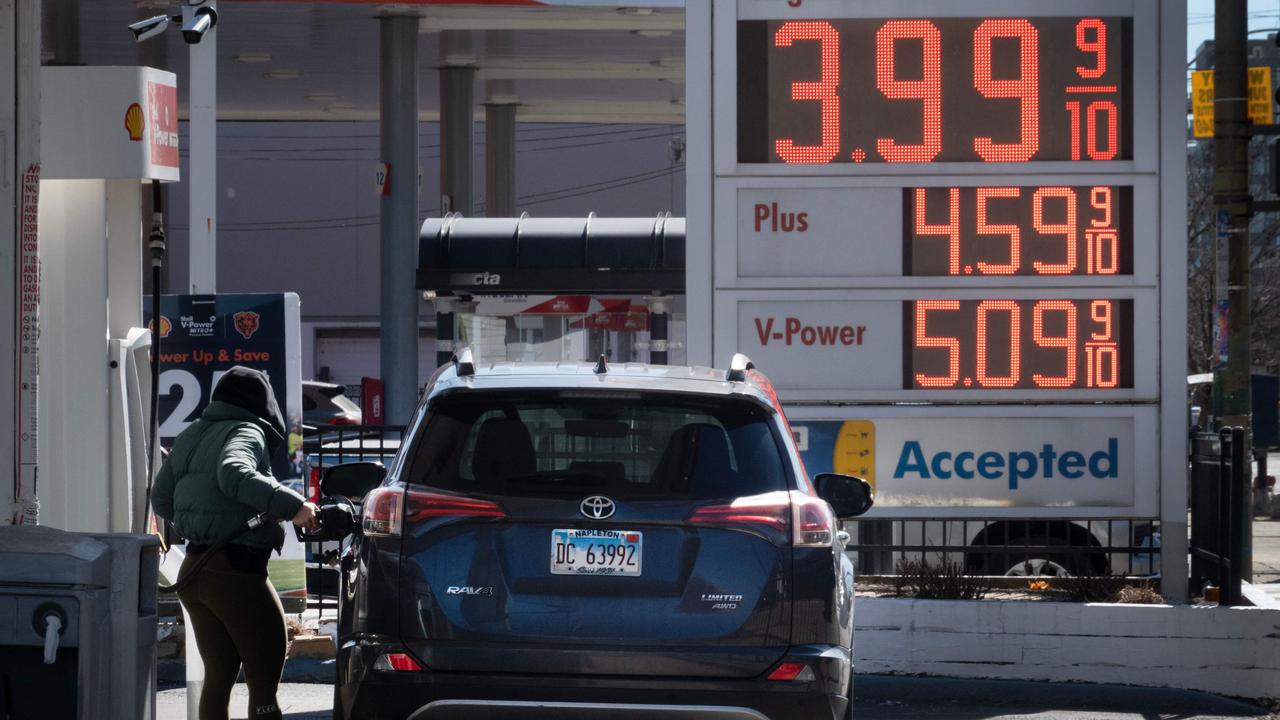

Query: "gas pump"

xmin=36 ymin=66 xmax=179 ymax=534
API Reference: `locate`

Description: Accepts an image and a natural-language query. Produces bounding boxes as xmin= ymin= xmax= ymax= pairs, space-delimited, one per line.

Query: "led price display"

xmin=738 ymin=17 xmax=1130 ymax=164
xmin=905 ymin=186 xmax=1132 ymax=276
xmin=905 ymin=299 xmax=1133 ymax=390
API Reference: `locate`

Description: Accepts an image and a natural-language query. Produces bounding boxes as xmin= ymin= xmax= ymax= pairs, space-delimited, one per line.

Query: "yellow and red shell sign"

xmin=125 ymin=102 xmax=145 ymax=142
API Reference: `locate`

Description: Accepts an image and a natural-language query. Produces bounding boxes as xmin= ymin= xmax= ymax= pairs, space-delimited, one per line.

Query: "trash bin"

xmin=0 ymin=525 xmax=160 ymax=720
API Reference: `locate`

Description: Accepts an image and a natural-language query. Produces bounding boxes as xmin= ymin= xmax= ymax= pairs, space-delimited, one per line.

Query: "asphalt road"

xmin=155 ymin=675 xmax=1275 ymax=720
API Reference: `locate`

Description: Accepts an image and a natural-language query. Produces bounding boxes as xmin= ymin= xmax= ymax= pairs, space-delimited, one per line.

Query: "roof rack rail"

xmin=453 ymin=347 xmax=476 ymax=377
xmin=726 ymin=353 xmax=755 ymax=382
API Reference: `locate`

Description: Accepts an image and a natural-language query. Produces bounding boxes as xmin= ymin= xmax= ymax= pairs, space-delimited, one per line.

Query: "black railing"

xmin=303 ymin=425 xmax=407 ymax=616
xmin=1189 ymin=427 xmax=1248 ymax=606
xmin=845 ymin=518 xmax=1161 ymax=578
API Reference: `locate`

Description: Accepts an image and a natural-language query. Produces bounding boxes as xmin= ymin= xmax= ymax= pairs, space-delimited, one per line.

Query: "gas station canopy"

xmin=73 ymin=1 xmax=686 ymax=124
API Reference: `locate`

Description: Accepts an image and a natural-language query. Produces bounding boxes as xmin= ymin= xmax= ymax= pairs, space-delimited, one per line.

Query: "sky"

xmin=1187 ymin=1 xmax=1280 ymax=63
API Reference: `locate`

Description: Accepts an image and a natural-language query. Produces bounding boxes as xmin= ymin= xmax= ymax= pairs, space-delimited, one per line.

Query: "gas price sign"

xmin=906 ymin=186 xmax=1132 ymax=276
xmin=695 ymin=0 xmax=1182 ymax=521
xmin=738 ymin=17 xmax=1130 ymax=164
xmin=906 ymin=298 xmax=1133 ymax=390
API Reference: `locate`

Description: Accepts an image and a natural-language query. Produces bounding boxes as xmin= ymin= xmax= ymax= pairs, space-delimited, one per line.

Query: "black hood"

xmin=211 ymin=366 xmax=287 ymax=441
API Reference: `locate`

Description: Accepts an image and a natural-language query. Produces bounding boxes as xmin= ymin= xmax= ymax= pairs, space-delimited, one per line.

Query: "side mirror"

xmin=321 ymin=462 xmax=386 ymax=502
xmin=814 ymin=473 xmax=874 ymax=518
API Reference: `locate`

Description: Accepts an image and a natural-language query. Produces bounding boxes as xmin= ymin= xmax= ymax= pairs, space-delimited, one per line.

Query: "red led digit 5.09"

xmin=737 ymin=17 xmax=1131 ymax=164
xmin=904 ymin=299 xmax=1133 ymax=390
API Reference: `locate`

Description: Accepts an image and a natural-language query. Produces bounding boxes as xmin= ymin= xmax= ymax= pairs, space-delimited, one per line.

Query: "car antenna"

xmin=594 ymin=354 xmax=608 ymax=375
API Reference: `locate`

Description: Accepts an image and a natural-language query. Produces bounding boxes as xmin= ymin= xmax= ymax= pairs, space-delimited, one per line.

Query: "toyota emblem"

xmin=580 ymin=495 xmax=616 ymax=520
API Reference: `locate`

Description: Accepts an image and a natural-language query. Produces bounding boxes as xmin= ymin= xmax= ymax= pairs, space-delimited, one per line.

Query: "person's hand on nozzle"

xmin=293 ymin=501 xmax=320 ymax=532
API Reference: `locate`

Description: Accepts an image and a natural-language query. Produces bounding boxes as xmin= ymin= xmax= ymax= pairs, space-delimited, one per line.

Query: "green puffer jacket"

xmin=152 ymin=401 xmax=305 ymax=551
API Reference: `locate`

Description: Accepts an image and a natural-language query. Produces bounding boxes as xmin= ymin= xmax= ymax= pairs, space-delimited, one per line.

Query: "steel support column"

xmin=187 ymin=0 xmax=216 ymax=293
xmin=435 ymin=296 xmax=456 ymax=368
xmin=646 ymin=294 xmax=671 ymax=365
xmin=485 ymin=102 xmax=517 ymax=217
xmin=440 ymin=58 xmax=475 ymax=216
xmin=380 ymin=16 xmax=420 ymax=425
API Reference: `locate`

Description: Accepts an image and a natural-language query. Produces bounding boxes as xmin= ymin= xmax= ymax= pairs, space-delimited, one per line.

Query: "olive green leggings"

xmin=178 ymin=551 xmax=287 ymax=720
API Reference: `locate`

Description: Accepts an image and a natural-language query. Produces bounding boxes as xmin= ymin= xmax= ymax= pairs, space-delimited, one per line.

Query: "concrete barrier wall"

xmin=854 ymin=597 xmax=1280 ymax=700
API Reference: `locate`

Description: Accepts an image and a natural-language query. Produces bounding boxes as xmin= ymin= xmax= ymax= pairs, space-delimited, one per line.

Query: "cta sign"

xmin=791 ymin=407 xmax=1157 ymax=516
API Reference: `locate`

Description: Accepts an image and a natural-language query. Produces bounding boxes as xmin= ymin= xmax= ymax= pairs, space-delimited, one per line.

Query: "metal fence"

xmin=845 ymin=518 xmax=1161 ymax=578
xmin=1189 ymin=427 xmax=1248 ymax=605
xmin=304 ymin=425 xmax=406 ymax=616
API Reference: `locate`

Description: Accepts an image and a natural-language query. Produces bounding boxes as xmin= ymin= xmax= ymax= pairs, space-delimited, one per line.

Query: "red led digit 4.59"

xmin=973 ymin=19 xmax=1040 ymax=162
xmin=1086 ymin=187 xmax=1120 ymax=274
xmin=915 ymin=188 xmax=961 ymax=275
xmin=774 ymin=21 xmax=842 ymax=164
xmin=1032 ymin=188 xmax=1078 ymax=274
xmin=876 ymin=20 xmax=942 ymax=163
xmin=976 ymin=188 xmax=1021 ymax=274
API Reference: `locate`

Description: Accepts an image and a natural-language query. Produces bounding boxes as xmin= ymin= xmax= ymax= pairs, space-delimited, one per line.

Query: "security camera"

xmin=181 ymin=5 xmax=218 ymax=44
xmin=128 ymin=14 xmax=172 ymax=43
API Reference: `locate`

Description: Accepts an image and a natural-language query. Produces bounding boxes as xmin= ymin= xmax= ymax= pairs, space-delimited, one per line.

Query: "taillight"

xmin=329 ymin=415 xmax=360 ymax=426
xmin=373 ymin=652 xmax=423 ymax=672
xmin=688 ymin=491 xmax=790 ymax=533
xmin=405 ymin=489 xmax=506 ymax=522
xmin=767 ymin=662 xmax=815 ymax=682
xmin=688 ymin=490 xmax=835 ymax=548
xmin=308 ymin=466 xmax=322 ymax=503
xmin=361 ymin=486 xmax=405 ymax=537
xmin=791 ymin=493 xmax=835 ymax=547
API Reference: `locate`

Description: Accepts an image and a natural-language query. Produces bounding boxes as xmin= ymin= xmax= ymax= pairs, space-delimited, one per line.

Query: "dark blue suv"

xmin=318 ymin=354 xmax=873 ymax=720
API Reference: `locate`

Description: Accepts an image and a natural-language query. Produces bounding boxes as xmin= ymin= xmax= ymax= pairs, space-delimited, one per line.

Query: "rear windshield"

xmin=403 ymin=391 xmax=790 ymax=500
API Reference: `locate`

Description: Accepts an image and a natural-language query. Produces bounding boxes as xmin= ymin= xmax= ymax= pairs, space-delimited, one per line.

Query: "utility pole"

xmin=1214 ymin=0 xmax=1252 ymax=579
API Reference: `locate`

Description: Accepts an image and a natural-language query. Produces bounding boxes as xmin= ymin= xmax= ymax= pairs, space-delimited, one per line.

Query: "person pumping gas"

xmin=151 ymin=366 xmax=319 ymax=720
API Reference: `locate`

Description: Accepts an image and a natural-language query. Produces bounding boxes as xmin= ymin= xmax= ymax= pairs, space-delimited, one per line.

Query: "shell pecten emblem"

xmin=125 ymin=102 xmax=145 ymax=142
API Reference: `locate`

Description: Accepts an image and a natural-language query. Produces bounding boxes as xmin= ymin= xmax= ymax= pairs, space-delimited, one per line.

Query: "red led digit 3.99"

xmin=739 ymin=17 xmax=1129 ymax=164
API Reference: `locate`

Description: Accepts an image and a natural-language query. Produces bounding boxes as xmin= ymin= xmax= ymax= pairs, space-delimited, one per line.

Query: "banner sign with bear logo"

xmin=145 ymin=293 xmax=307 ymax=605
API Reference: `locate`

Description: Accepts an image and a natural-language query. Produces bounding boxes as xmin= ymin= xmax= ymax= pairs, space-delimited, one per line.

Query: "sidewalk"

xmin=1257 ymin=518 xmax=1280 ymax=584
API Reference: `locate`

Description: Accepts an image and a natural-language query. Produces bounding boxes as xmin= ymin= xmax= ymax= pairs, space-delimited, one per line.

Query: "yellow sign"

xmin=832 ymin=420 xmax=875 ymax=491
xmin=1192 ymin=67 xmax=1274 ymax=138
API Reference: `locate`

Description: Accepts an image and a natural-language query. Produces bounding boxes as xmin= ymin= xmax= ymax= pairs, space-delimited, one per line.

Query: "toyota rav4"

xmin=313 ymin=353 xmax=874 ymax=720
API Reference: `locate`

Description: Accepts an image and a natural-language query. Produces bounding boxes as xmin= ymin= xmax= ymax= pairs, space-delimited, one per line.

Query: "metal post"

xmin=380 ymin=16 xmax=420 ymax=426
xmin=1213 ymin=0 xmax=1253 ymax=580
xmin=187 ymin=0 xmax=217 ymax=293
xmin=436 ymin=296 xmax=456 ymax=368
xmin=3 ymin=0 xmax=42 ymax=527
xmin=485 ymin=101 xmax=517 ymax=217
xmin=646 ymin=294 xmax=671 ymax=365
xmin=439 ymin=39 xmax=475 ymax=216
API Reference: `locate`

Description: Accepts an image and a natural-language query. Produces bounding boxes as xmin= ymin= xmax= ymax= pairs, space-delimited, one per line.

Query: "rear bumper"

xmin=338 ymin=641 xmax=850 ymax=720
xmin=409 ymin=700 xmax=770 ymax=720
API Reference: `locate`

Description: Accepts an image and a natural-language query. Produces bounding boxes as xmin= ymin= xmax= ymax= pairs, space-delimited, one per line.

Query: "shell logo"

xmin=149 ymin=315 xmax=172 ymax=339
xmin=125 ymin=103 xmax=145 ymax=142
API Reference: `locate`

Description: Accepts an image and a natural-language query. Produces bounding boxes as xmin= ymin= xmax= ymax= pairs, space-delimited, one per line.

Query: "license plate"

xmin=551 ymin=529 xmax=642 ymax=576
